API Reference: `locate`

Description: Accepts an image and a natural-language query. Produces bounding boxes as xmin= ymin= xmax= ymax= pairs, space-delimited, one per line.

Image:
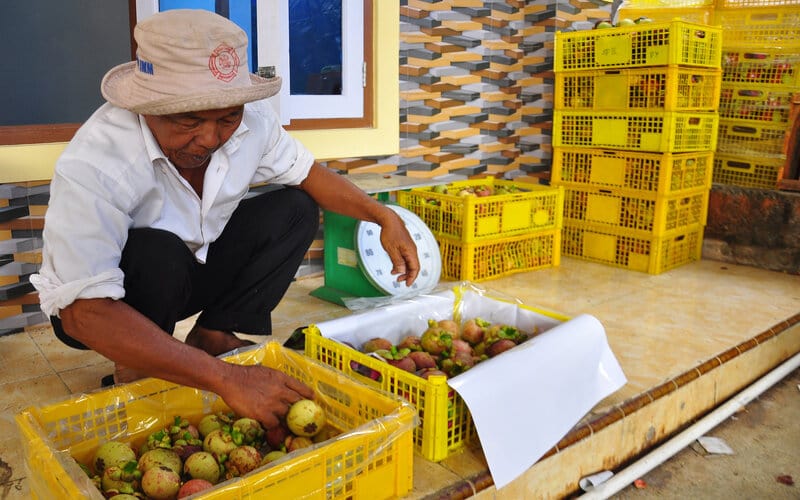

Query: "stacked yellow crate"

xmin=713 ymin=4 xmax=800 ymax=188
xmin=396 ymin=178 xmax=564 ymax=281
xmin=552 ymin=21 xmax=723 ymax=273
xmin=617 ymin=0 xmax=716 ymax=25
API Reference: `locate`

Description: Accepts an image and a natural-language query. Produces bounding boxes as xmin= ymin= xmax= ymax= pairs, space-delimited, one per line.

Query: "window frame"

xmin=0 ymin=0 xmax=397 ymax=173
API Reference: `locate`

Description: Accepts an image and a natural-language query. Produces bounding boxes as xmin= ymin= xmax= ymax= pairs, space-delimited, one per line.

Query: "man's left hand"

xmin=379 ymin=211 xmax=420 ymax=286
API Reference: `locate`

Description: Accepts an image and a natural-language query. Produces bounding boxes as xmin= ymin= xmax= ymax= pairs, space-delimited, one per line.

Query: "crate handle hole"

xmin=726 ymin=160 xmax=752 ymax=170
xmin=349 ymin=360 xmax=383 ymax=383
xmin=738 ymin=89 xmax=763 ymax=97
xmin=731 ymin=125 xmax=757 ymax=134
xmin=694 ymin=30 xmax=706 ymax=40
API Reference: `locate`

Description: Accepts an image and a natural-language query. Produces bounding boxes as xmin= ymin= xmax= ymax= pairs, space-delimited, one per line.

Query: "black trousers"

xmin=52 ymin=187 xmax=319 ymax=349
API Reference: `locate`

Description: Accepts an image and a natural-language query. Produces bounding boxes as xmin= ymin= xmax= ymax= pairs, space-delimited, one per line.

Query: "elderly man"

xmin=30 ymin=9 xmax=419 ymax=429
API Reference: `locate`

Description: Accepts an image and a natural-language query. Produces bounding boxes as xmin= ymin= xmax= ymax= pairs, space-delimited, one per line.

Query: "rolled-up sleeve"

xmin=248 ymin=100 xmax=315 ymax=186
xmin=31 ymin=162 xmax=135 ymax=317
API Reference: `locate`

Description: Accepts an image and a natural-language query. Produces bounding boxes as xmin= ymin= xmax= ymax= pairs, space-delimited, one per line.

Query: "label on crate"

xmin=584 ymin=232 xmax=617 ymax=262
xmin=594 ymin=119 xmax=628 ymax=146
xmin=502 ymin=200 xmax=534 ymax=231
xmin=596 ymin=37 xmax=631 ymax=66
xmin=647 ymin=46 xmax=667 ymax=66
xmin=586 ymin=195 xmax=621 ymax=225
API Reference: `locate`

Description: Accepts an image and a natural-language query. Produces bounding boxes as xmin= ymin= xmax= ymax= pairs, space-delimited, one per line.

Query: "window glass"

xmin=158 ymin=0 xmax=258 ymax=72
xmin=288 ymin=0 xmax=342 ymax=96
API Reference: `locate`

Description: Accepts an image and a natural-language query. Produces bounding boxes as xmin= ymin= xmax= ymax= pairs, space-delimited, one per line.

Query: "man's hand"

xmin=298 ymin=164 xmax=421 ymax=287
xmin=378 ymin=209 xmax=420 ymax=286
xmin=218 ymin=364 xmax=315 ymax=429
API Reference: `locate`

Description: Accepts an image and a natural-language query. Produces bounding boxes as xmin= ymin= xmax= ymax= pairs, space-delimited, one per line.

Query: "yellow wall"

xmin=0 ymin=3 xmax=399 ymax=183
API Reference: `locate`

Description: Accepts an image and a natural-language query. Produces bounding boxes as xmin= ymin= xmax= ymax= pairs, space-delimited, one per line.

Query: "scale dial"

xmin=355 ymin=205 xmax=441 ymax=297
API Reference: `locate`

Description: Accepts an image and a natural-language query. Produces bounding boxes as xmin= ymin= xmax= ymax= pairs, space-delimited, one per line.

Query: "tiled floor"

xmin=1 ymin=257 xmax=798 ymax=498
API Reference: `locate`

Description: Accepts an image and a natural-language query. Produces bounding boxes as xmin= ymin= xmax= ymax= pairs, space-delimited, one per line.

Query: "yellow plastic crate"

xmin=554 ymin=110 xmax=719 ymax=152
xmin=15 ymin=343 xmax=415 ymax=500
xmin=714 ymin=8 xmax=800 ymax=48
xmin=396 ymin=179 xmax=563 ymax=243
xmin=617 ymin=6 xmax=715 ymax=25
xmin=551 ymin=147 xmax=713 ymax=194
xmin=562 ymin=222 xmax=705 ymax=274
xmin=713 ymin=153 xmax=786 ymax=189
xmin=304 ymin=289 xmax=570 ymax=462
xmin=716 ymin=119 xmax=789 ymax=157
xmin=716 ymin=0 xmax=800 ymax=7
xmin=436 ymin=229 xmax=561 ymax=282
xmin=619 ymin=0 xmax=713 ymax=6
xmin=721 ymin=48 xmax=800 ymax=88
xmin=561 ymin=186 xmax=709 ymax=237
xmin=555 ymin=66 xmax=722 ymax=112
xmin=718 ymin=83 xmax=793 ymax=125
xmin=554 ymin=20 xmax=722 ymax=71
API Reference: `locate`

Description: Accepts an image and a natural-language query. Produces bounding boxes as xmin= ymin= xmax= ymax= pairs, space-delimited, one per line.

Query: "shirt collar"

xmin=139 ymin=115 xmax=167 ymax=164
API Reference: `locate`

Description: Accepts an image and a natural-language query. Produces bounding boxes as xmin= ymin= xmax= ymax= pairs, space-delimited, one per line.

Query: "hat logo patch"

xmin=208 ymin=43 xmax=239 ymax=82
xmin=137 ymin=57 xmax=154 ymax=75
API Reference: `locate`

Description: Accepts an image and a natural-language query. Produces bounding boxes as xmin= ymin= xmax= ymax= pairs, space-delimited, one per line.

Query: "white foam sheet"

xmin=448 ymin=312 xmax=627 ymax=489
xmin=314 ymin=288 xmax=627 ymax=489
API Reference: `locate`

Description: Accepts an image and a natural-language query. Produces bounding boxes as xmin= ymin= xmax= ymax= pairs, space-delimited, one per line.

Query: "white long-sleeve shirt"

xmin=30 ymin=99 xmax=315 ymax=317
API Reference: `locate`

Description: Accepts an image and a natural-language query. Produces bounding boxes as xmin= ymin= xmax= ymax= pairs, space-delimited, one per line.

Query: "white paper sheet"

xmin=447 ymin=313 xmax=627 ymax=489
xmin=314 ymin=287 xmax=627 ymax=490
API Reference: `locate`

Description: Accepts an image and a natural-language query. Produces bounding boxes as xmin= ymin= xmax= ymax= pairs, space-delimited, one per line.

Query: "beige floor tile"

xmin=0 ymin=415 xmax=30 ymax=498
xmin=0 ymin=333 xmax=55 ymax=385
xmin=1 ymin=374 xmax=72 ymax=416
xmin=2 ymin=257 xmax=798 ymax=499
xmin=1 ymin=374 xmax=75 ymax=500
xmin=27 ymin=324 xmax=110 ymax=374
xmin=58 ymin=361 xmax=116 ymax=394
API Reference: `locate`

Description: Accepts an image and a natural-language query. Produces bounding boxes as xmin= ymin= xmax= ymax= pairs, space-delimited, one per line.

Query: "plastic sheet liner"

xmin=315 ymin=282 xmax=627 ymax=488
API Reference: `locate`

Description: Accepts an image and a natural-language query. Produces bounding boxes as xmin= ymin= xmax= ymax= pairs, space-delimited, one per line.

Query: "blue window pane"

xmin=159 ymin=0 xmax=215 ymax=11
xmin=158 ymin=0 xmax=257 ymax=72
xmin=288 ymin=0 xmax=342 ymax=95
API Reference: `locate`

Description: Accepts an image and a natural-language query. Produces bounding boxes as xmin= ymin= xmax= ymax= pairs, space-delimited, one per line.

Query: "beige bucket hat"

xmin=101 ymin=9 xmax=280 ymax=115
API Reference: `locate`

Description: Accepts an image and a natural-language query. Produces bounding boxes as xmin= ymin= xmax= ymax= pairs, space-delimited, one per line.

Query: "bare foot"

xmin=185 ymin=324 xmax=255 ymax=356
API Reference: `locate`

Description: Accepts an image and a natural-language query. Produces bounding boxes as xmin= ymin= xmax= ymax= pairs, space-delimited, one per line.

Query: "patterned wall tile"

xmin=0 ymin=1 xmax=613 ymax=331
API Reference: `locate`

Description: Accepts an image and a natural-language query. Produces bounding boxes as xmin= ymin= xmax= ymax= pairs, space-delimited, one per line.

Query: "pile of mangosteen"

xmin=78 ymin=399 xmax=334 ymax=499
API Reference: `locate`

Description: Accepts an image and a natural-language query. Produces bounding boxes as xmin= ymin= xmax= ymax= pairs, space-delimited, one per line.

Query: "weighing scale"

xmin=310 ymin=173 xmax=462 ymax=306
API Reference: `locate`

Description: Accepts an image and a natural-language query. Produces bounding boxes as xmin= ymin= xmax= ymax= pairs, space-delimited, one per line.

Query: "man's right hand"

xmin=217 ymin=363 xmax=316 ymax=429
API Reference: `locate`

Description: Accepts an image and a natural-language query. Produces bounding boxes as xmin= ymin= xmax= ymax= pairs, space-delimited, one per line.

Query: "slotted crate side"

xmin=718 ymin=83 xmax=794 ymax=125
xmin=16 ymin=343 xmax=416 ymax=500
xmin=713 ymin=153 xmax=786 ymax=189
xmin=721 ymin=48 xmax=800 ymax=88
xmin=305 ymin=330 xmax=474 ymax=463
xmin=618 ymin=0 xmax=713 ymax=6
xmin=551 ymin=147 xmax=714 ymax=194
xmin=304 ymin=294 xmax=571 ymax=463
xmin=714 ymin=8 xmax=800 ymax=48
xmin=553 ymin=111 xmax=719 ymax=152
xmin=396 ymin=179 xmax=563 ymax=243
xmin=559 ymin=186 xmax=709 ymax=237
xmin=561 ymin=222 xmax=705 ymax=274
xmin=716 ymin=0 xmax=800 ymax=7
xmin=437 ymin=230 xmax=561 ymax=282
xmin=554 ymin=20 xmax=722 ymax=71
xmin=616 ymin=6 xmax=715 ymax=25
xmin=716 ymin=119 xmax=789 ymax=157
xmin=555 ymin=66 xmax=722 ymax=112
